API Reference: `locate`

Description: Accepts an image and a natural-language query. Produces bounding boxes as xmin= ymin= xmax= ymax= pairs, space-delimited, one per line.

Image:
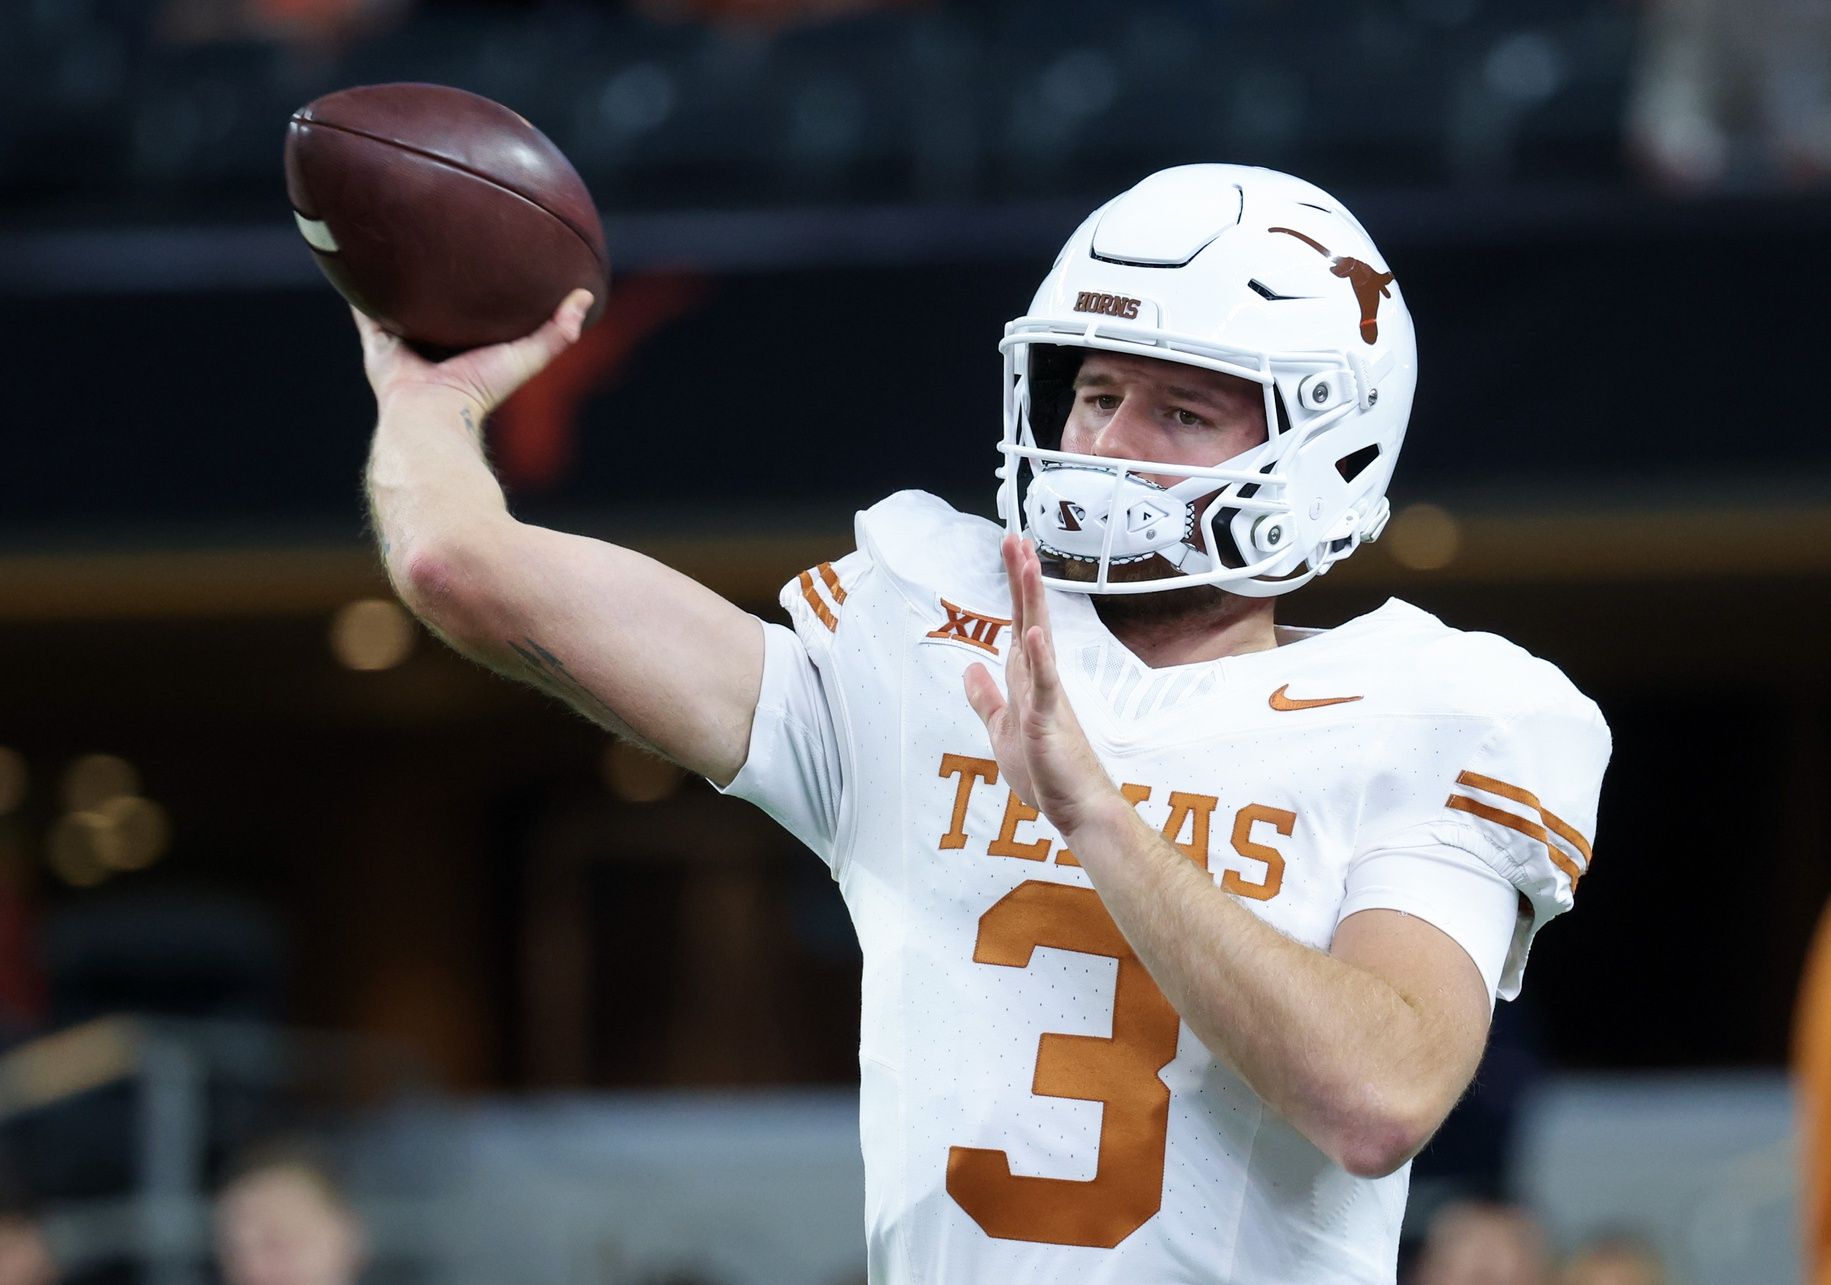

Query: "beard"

xmin=1089 ymin=578 xmax=1258 ymax=634
xmin=1042 ymin=551 xmax=1260 ymax=633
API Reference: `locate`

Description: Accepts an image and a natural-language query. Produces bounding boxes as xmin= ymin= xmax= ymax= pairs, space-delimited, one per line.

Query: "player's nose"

xmin=1089 ymin=396 xmax=1154 ymax=460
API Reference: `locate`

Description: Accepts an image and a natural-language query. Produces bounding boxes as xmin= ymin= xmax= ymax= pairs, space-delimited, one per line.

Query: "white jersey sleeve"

xmin=1341 ymin=631 xmax=1611 ymax=1001
xmin=718 ymin=548 xmax=872 ymax=873
xmin=719 ymin=492 xmax=1008 ymax=877
xmin=1337 ymin=841 xmax=1522 ymax=1005
xmin=1436 ymin=692 xmax=1609 ymax=1000
xmin=722 ymin=620 xmax=845 ymax=866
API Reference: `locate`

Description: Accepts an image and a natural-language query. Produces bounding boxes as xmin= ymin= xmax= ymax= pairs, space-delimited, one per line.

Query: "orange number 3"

xmin=945 ymin=880 xmax=1182 ymax=1248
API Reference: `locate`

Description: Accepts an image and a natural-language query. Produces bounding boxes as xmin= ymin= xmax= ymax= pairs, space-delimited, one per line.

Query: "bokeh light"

xmin=48 ymin=813 xmax=111 ymax=888
xmin=330 ymin=598 xmax=417 ymax=671
xmin=92 ymin=795 xmax=172 ymax=871
xmin=1386 ymin=503 xmax=1463 ymax=571
xmin=61 ymin=753 xmax=140 ymax=812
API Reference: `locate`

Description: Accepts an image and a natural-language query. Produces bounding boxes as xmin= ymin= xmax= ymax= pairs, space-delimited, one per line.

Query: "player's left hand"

xmin=964 ymin=535 xmax=1121 ymax=839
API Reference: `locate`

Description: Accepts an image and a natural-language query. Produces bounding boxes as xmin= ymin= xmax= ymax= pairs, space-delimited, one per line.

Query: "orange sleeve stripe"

xmin=1540 ymin=807 xmax=1594 ymax=865
xmin=1455 ymin=769 xmax=1536 ymax=806
xmin=797 ymin=569 xmax=839 ymax=632
xmin=817 ymin=561 xmax=847 ymax=605
xmin=1447 ymin=795 xmax=1585 ymax=889
xmin=1457 ymin=769 xmax=1595 ymax=864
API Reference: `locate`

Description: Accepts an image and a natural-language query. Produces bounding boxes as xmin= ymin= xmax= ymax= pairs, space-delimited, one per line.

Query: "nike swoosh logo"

xmin=1269 ymin=684 xmax=1363 ymax=712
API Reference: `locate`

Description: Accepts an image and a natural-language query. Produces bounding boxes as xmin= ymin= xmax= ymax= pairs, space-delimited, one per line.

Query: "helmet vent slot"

xmin=1335 ymin=444 xmax=1381 ymax=482
xmin=1247 ymin=278 xmax=1305 ymax=301
xmin=1090 ymin=248 xmax=1207 ymax=270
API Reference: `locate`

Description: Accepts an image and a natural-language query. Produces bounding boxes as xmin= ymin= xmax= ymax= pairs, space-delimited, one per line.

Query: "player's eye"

xmin=1171 ymin=408 xmax=1210 ymax=428
xmin=1085 ymin=393 xmax=1120 ymax=412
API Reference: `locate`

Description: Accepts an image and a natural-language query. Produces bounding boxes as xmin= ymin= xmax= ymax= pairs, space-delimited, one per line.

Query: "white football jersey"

xmin=725 ymin=491 xmax=1609 ymax=1284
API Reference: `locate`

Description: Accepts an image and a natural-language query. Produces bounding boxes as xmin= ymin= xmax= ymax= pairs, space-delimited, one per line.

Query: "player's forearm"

xmin=364 ymin=387 xmax=514 ymax=600
xmin=360 ymin=385 xmax=766 ymax=781
xmin=1062 ymin=798 xmax=1453 ymax=1178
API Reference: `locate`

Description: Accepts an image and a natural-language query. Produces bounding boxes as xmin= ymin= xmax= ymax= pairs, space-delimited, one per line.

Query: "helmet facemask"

xmin=999 ymin=328 xmax=1367 ymax=598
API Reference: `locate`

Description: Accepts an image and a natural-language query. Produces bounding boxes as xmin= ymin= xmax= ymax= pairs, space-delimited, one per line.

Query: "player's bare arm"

xmin=966 ymin=535 xmax=1491 ymax=1179
xmin=359 ymin=291 xmax=764 ymax=784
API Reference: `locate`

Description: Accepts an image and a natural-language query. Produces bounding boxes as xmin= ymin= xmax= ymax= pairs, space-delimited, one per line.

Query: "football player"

xmin=357 ymin=164 xmax=1609 ymax=1283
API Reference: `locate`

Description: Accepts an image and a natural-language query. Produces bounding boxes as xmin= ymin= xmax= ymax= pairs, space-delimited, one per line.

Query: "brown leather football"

xmin=285 ymin=83 xmax=608 ymax=353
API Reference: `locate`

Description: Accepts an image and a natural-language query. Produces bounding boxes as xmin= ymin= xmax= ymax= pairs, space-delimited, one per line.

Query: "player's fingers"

xmin=455 ymin=291 xmax=593 ymax=407
xmin=1020 ymin=540 xmax=1052 ymax=637
xmin=350 ymin=307 xmax=442 ymax=396
xmin=527 ymin=289 xmax=593 ymax=349
xmin=350 ymin=306 xmax=391 ymax=358
xmin=556 ymin=289 xmax=594 ymax=341
xmin=962 ymin=662 xmax=1006 ymax=730
xmin=508 ymin=289 xmax=594 ymax=372
xmin=1001 ymin=533 xmax=1026 ymax=638
xmin=1026 ymin=624 xmax=1063 ymax=710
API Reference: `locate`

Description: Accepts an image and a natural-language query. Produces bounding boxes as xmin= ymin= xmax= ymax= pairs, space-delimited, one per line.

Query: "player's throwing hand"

xmin=353 ymin=288 xmax=594 ymax=417
xmin=963 ymin=534 xmax=1120 ymax=840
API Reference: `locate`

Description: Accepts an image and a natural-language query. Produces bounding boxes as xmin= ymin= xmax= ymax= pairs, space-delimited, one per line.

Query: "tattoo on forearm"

xmin=461 ymin=406 xmax=481 ymax=446
xmin=508 ymin=637 xmax=623 ymax=728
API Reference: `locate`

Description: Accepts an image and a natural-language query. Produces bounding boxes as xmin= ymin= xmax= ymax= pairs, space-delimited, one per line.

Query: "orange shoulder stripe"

xmin=797 ymin=563 xmax=843 ymax=632
xmin=817 ymin=561 xmax=847 ymax=605
xmin=1448 ymin=769 xmax=1593 ymax=891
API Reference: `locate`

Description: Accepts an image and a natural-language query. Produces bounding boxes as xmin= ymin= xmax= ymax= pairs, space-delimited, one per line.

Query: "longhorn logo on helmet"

xmin=1267 ymin=227 xmax=1396 ymax=344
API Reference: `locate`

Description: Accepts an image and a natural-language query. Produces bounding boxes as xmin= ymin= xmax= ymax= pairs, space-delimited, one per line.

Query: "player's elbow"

xmin=399 ymin=543 xmax=466 ymax=621
xmin=1334 ymin=1118 xmax=1427 ymax=1180
xmin=397 ymin=532 xmax=511 ymax=645
xmin=1328 ymin=1089 xmax=1442 ymax=1179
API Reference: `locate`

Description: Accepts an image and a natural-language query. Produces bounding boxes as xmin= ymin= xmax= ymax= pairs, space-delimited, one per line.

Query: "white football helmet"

xmin=998 ymin=164 xmax=1417 ymax=597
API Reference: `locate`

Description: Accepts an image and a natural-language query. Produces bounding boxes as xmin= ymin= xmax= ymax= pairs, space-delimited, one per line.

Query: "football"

xmin=284 ymin=83 xmax=608 ymax=354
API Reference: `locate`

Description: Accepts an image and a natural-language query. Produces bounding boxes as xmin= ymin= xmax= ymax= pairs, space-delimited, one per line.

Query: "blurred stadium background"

xmin=1 ymin=0 xmax=1828 ymax=1281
